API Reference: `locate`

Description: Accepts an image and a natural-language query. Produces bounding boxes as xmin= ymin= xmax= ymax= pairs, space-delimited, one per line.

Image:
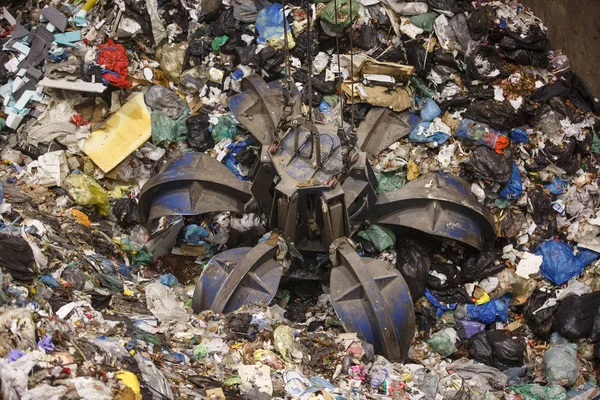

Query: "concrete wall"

xmin=520 ymin=0 xmax=600 ymax=98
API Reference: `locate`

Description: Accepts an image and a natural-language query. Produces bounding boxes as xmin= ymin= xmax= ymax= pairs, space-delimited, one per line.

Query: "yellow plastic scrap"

xmin=116 ymin=370 xmax=141 ymax=394
xmin=407 ymin=159 xmax=420 ymax=181
xmin=475 ymin=291 xmax=491 ymax=305
xmin=71 ymin=209 xmax=91 ymax=227
xmin=82 ymin=94 xmax=151 ymax=173
xmin=63 ymin=174 xmax=110 ymax=215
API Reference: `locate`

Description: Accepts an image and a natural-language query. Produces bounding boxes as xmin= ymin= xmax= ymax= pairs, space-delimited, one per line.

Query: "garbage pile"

xmin=0 ymin=0 xmax=599 ymax=399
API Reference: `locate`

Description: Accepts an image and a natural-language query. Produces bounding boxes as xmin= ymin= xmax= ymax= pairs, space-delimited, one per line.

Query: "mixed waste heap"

xmin=0 ymin=0 xmax=599 ymax=399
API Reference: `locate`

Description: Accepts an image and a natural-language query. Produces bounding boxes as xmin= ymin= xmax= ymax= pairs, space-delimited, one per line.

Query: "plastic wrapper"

xmin=158 ymin=41 xmax=188 ymax=83
xmin=233 ymin=0 xmax=270 ymax=23
xmin=256 ymin=4 xmax=289 ymax=43
xmin=64 ymin=174 xmax=110 ymax=216
xmin=376 ymin=172 xmax=405 ymax=194
xmin=145 ymin=282 xmax=189 ymax=325
xmin=544 ymin=344 xmax=580 ymax=386
xmin=509 ymin=384 xmax=567 ymax=400
xmin=180 ymin=66 xmax=210 ymax=93
xmin=456 ymin=118 xmax=510 ymax=154
xmin=536 ymin=240 xmax=599 ymax=285
xmin=396 ymin=238 xmax=432 ymax=300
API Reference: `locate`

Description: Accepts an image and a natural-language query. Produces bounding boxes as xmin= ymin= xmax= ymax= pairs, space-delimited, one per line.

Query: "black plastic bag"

xmin=464 ymin=100 xmax=528 ymax=131
xmin=211 ymin=8 xmax=239 ymax=37
xmin=183 ymin=38 xmax=213 ymax=70
xmin=235 ymin=147 xmax=258 ymax=167
xmin=524 ymin=289 xmax=558 ymax=338
xmin=427 ymin=263 xmax=462 ymax=291
xmin=355 ymin=24 xmax=379 ymax=50
xmin=428 ymin=0 xmax=472 ymax=13
xmin=553 ymin=292 xmax=600 ymax=342
xmin=292 ymin=30 xmax=320 ymax=60
xmin=467 ymin=7 xmax=490 ymax=40
xmin=504 ymin=49 xmax=549 ymax=67
xmin=113 ymin=198 xmax=141 ymax=229
xmin=233 ymin=0 xmax=270 ymax=23
xmin=259 ymin=46 xmax=285 ymax=74
xmin=433 ymin=50 xmax=459 ymax=70
xmin=186 ymin=113 xmax=214 ymax=152
xmin=396 ymin=239 xmax=432 ymax=300
xmin=544 ymin=138 xmax=578 ymax=175
xmin=468 ymin=84 xmax=495 ymax=100
xmin=0 ymin=233 xmax=35 ymax=282
xmin=415 ymin=302 xmax=438 ymax=338
xmin=293 ymin=69 xmax=336 ymax=95
xmin=528 ymin=186 xmax=556 ymax=239
xmin=467 ymin=45 xmax=502 ymax=82
xmin=530 ymin=72 xmax=600 ymax=114
xmin=491 ymin=25 xmax=548 ymax=51
xmin=405 ymin=40 xmax=431 ymax=77
xmin=429 ymin=287 xmax=473 ymax=304
xmin=466 ymin=146 xmax=513 ymax=184
xmin=461 ymin=249 xmax=505 ymax=283
xmin=469 ymin=330 xmax=526 ymax=370
xmin=343 ymin=103 xmax=372 ymax=126
xmin=235 ymin=44 xmax=260 ymax=67
xmin=549 ymin=97 xmax=583 ymax=123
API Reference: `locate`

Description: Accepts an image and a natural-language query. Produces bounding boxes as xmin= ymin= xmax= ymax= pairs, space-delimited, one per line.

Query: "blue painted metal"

xmin=139 ymin=152 xmax=251 ymax=230
xmin=192 ymin=241 xmax=282 ymax=314
xmin=373 ymin=173 xmax=495 ymax=250
xmin=330 ymin=243 xmax=415 ymax=362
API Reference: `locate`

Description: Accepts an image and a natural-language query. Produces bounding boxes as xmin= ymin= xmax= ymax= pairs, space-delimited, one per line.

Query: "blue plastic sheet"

xmin=39 ymin=275 xmax=60 ymax=288
xmin=425 ymin=289 xmax=457 ymax=317
xmin=536 ymin=240 xmax=600 ymax=285
xmin=408 ymin=122 xmax=450 ymax=145
xmin=160 ymin=273 xmax=179 ymax=287
xmin=499 ymin=163 xmax=523 ymax=200
xmin=420 ymin=98 xmax=441 ymax=121
xmin=466 ymin=295 xmax=510 ymax=324
xmin=544 ymin=177 xmax=568 ymax=195
xmin=256 ymin=4 xmax=288 ymax=43
xmin=184 ymin=224 xmax=209 ymax=244
xmin=509 ymin=128 xmax=529 ymax=143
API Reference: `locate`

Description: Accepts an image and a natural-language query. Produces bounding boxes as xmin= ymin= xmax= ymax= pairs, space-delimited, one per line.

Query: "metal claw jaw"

xmin=329 ymin=239 xmax=416 ymax=363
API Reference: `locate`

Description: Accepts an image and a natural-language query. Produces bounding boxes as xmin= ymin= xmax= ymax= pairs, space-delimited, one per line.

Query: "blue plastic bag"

xmin=408 ymin=122 xmax=450 ymax=145
xmin=420 ymin=98 xmax=441 ymax=121
xmin=255 ymin=4 xmax=288 ymax=43
xmin=184 ymin=224 xmax=209 ymax=244
xmin=425 ymin=289 xmax=457 ymax=317
xmin=160 ymin=273 xmax=179 ymax=287
xmin=499 ymin=163 xmax=523 ymax=200
xmin=466 ymin=295 xmax=510 ymax=324
xmin=544 ymin=177 xmax=567 ymax=195
xmin=536 ymin=240 xmax=600 ymax=285
xmin=509 ymin=128 xmax=529 ymax=143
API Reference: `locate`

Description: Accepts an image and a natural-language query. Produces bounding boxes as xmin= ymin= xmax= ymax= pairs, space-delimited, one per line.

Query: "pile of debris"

xmin=0 ymin=0 xmax=599 ymax=399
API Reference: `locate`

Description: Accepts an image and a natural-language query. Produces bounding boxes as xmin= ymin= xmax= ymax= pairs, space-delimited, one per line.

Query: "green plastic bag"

xmin=409 ymin=12 xmax=439 ymax=32
xmin=212 ymin=115 xmax=237 ymax=142
xmin=151 ymin=109 xmax=189 ymax=145
xmin=427 ymin=330 xmax=457 ymax=357
xmin=133 ymin=248 xmax=153 ymax=266
xmin=321 ymin=0 xmax=358 ymax=34
xmin=411 ymin=75 xmax=435 ymax=98
xmin=358 ymin=224 xmax=396 ymax=252
xmin=212 ymin=35 xmax=229 ymax=53
xmin=377 ymin=172 xmax=406 ymax=194
xmin=64 ymin=174 xmax=110 ymax=215
xmin=509 ymin=384 xmax=567 ymax=400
